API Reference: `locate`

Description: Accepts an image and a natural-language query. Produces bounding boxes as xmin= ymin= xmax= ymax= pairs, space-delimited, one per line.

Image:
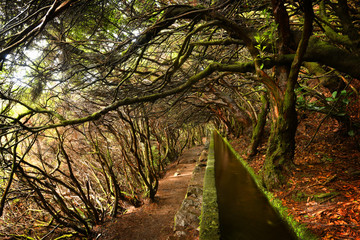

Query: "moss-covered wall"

xmin=199 ymin=135 xmax=220 ymax=240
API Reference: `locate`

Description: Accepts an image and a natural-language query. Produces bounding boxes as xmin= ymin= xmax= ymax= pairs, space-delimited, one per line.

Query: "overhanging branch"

xmin=26 ymin=36 xmax=360 ymax=131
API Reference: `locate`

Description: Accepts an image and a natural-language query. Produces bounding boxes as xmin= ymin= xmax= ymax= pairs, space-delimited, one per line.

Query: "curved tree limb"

xmin=0 ymin=0 xmax=77 ymax=70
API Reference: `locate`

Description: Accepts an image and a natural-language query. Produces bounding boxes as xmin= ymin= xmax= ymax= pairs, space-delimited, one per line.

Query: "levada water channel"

xmin=213 ymin=132 xmax=297 ymax=240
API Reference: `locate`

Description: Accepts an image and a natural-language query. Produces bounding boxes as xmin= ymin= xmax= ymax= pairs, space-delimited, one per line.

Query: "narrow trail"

xmin=98 ymin=146 xmax=203 ymax=240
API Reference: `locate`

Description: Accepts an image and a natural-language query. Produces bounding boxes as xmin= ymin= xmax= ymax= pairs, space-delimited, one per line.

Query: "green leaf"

xmin=348 ymin=130 xmax=355 ymax=137
xmin=332 ymin=91 xmax=338 ymax=98
xmin=342 ymin=98 xmax=350 ymax=105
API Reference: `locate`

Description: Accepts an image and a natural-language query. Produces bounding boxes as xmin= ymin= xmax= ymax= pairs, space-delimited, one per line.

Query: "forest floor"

xmin=96 ymin=146 xmax=203 ymax=240
xmin=232 ymin=110 xmax=360 ymax=240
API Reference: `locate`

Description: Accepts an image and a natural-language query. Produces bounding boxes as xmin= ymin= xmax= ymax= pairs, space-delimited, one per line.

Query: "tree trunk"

xmin=262 ymin=0 xmax=314 ymax=189
xmin=248 ymin=92 xmax=269 ymax=157
xmin=262 ymin=97 xmax=297 ymax=189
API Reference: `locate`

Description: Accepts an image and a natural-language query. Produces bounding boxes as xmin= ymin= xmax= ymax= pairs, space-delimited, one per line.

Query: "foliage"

xmin=0 ymin=0 xmax=359 ymax=237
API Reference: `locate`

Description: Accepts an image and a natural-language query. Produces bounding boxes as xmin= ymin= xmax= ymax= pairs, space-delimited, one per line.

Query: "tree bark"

xmin=248 ymin=92 xmax=269 ymax=157
xmin=262 ymin=0 xmax=314 ymax=189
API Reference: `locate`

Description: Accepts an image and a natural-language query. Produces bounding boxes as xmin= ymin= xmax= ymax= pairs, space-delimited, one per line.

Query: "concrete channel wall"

xmin=199 ymin=135 xmax=220 ymax=240
xmin=199 ymin=132 xmax=317 ymax=240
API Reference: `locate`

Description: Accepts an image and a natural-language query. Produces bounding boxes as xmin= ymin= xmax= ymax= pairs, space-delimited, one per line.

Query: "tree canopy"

xmin=0 ymin=0 xmax=359 ymax=237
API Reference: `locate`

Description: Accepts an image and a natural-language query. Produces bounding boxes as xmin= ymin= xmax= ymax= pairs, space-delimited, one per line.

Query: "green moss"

xmin=54 ymin=234 xmax=75 ymax=240
xmin=293 ymin=191 xmax=339 ymax=203
xmin=292 ymin=192 xmax=308 ymax=202
xmin=199 ymin=136 xmax=220 ymax=240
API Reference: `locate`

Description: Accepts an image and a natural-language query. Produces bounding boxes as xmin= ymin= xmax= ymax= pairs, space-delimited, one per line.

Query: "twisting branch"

xmin=0 ymin=0 xmax=77 ymax=70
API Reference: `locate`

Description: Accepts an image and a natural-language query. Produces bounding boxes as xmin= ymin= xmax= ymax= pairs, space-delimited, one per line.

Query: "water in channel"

xmin=214 ymin=132 xmax=297 ymax=240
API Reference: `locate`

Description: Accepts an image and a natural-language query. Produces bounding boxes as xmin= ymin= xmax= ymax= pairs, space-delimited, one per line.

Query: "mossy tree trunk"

xmin=262 ymin=0 xmax=314 ymax=189
xmin=248 ymin=92 xmax=269 ymax=157
xmin=263 ymin=95 xmax=297 ymax=189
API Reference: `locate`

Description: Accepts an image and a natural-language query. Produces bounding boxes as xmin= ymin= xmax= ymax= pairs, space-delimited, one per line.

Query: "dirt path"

xmin=97 ymin=146 xmax=203 ymax=240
